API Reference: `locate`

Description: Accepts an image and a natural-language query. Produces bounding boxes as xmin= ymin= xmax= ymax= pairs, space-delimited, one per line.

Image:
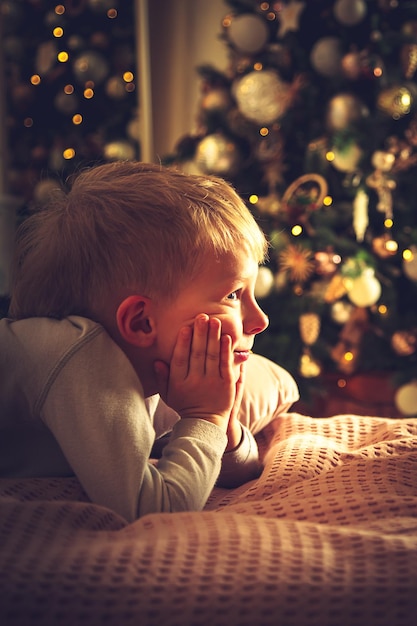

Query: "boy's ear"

xmin=116 ymin=295 xmax=156 ymax=347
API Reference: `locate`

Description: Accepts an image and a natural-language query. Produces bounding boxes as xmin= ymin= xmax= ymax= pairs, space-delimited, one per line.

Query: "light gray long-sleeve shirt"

xmin=0 ymin=315 xmax=268 ymax=521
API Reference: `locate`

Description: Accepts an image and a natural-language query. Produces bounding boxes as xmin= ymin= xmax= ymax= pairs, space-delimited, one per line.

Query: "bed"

xmin=1 ymin=407 xmax=416 ymax=626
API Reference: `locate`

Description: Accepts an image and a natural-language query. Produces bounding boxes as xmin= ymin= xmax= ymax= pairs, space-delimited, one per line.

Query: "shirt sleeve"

xmin=39 ymin=331 xmax=227 ymax=522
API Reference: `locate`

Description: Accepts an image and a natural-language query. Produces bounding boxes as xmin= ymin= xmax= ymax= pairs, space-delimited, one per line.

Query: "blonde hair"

xmin=9 ymin=161 xmax=268 ymax=319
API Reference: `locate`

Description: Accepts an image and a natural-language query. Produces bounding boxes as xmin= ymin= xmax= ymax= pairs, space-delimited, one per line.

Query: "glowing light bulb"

xmin=63 ymin=148 xmax=75 ymax=160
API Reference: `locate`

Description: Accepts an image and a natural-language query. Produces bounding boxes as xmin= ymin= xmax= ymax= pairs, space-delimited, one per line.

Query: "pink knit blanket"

xmin=1 ymin=413 xmax=417 ymax=626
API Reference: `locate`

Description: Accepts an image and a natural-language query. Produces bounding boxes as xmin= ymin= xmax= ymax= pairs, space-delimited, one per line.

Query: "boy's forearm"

xmin=217 ymin=425 xmax=263 ymax=489
xmin=225 ymin=416 xmax=244 ymax=451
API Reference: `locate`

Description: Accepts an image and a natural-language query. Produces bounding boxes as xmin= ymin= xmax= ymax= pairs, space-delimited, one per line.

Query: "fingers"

xmin=166 ymin=314 xmax=236 ymax=424
xmin=169 ymin=324 xmax=193 ymax=380
xmin=219 ymin=333 xmax=233 ymax=380
xmin=188 ymin=314 xmax=212 ymax=375
xmin=195 ymin=316 xmax=233 ymax=379
xmin=230 ymin=363 xmax=246 ymax=423
xmin=170 ymin=314 xmax=232 ymax=379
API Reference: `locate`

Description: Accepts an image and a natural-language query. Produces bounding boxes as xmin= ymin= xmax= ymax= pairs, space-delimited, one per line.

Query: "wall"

xmin=147 ymin=0 xmax=228 ymax=161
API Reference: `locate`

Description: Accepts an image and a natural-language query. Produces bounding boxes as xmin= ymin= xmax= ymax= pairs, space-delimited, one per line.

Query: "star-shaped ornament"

xmin=275 ymin=0 xmax=306 ymax=37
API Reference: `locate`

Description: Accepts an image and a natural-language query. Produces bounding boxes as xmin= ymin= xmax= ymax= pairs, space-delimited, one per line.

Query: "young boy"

xmin=0 ymin=161 xmax=298 ymax=521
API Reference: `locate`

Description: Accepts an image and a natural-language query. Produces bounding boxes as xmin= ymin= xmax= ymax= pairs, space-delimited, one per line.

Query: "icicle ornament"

xmin=353 ymin=189 xmax=369 ymax=242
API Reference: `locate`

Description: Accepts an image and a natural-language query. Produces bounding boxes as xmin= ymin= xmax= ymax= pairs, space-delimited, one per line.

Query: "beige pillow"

xmin=238 ymin=353 xmax=299 ymax=434
xmin=152 ymin=353 xmax=299 ymax=438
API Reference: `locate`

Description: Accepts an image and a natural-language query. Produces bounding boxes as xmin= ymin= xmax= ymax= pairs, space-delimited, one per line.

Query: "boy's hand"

xmin=225 ymin=361 xmax=246 ymax=450
xmin=154 ymin=314 xmax=236 ymax=430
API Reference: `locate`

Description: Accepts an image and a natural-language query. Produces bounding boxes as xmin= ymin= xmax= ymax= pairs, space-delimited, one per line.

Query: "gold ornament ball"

xmin=402 ymin=20 xmax=417 ymax=38
xmin=377 ymin=85 xmax=416 ymax=119
xmin=341 ymin=51 xmax=363 ymax=80
xmin=372 ymin=234 xmax=398 ymax=258
xmin=326 ymin=93 xmax=369 ymax=131
xmin=403 ymin=246 xmax=417 ymax=281
xmin=401 ymin=44 xmax=417 ymax=80
xmin=391 ymin=331 xmax=417 ymax=356
xmin=299 ymin=352 xmax=321 ymax=378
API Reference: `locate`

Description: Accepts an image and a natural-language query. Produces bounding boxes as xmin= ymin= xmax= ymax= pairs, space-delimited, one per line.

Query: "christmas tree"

xmin=1 ymin=0 xmax=139 ymax=208
xmin=164 ymin=0 xmax=417 ymax=415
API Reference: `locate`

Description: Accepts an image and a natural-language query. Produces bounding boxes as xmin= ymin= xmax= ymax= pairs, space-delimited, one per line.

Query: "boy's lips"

xmin=234 ymin=349 xmax=253 ymax=363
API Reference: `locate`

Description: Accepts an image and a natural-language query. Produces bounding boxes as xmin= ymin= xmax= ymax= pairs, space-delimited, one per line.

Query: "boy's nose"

xmin=246 ymin=305 xmax=269 ymax=335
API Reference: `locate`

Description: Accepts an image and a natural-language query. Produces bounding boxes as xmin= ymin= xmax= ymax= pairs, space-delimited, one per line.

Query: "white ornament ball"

xmin=255 ymin=266 xmax=274 ymax=299
xmin=201 ymin=88 xmax=231 ymax=113
xmin=33 ymin=179 xmax=63 ymax=206
xmin=334 ymin=0 xmax=367 ymax=26
xmin=106 ymin=76 xmax=127 ymax=99
xmin=348 ymin=268 xmax=382 ymax=307
xmin=331 ymin=300 xmax=353 ymax=324
xmin=54 ymin=91 xmax=78 ymax=115
xmin=195 ymin=133 xmax=241 ymax=176
xmin=227 ymin=13 xmax=269 ymax=54
xmin=126 ymin=115 xmax=140 ymax=140
xmin=331 ymin=143 xmax=363 ymax=172
xmin=395 ymin=381 xmax=417 ymax=416
xmin=233 ymin=70 xmax=290 ymax=125
xmin=88 ymin=0 xmax=117 ymax=12
xmin=104 ymin=140 xmax=136 ymax=161
xmin=403 ymin=246 xmax=417 ymax=281
xmin=310 ymin=37 xmax=343 ymax=77
xmin=73 ymin=51 xmax=109 ymax=85
xmin=180 ymin=160 xmax=204 ymax=176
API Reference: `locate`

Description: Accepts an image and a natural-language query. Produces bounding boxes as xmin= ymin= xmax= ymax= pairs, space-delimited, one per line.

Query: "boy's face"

xmin=151 ymin=250 xmax=269 ymax=384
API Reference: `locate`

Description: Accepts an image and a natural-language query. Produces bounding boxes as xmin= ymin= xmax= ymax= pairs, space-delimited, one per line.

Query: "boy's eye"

xmin=227 ymin=291 xmax=238 ymax=301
